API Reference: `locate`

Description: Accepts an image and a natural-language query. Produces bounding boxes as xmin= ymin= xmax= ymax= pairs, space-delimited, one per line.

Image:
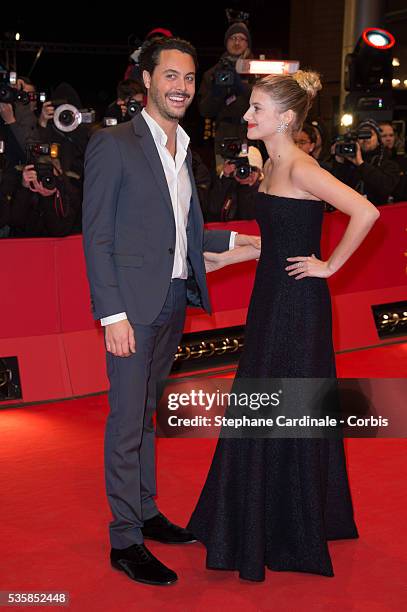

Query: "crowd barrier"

xmin=1 ymin=202 xmax=406 ymax=404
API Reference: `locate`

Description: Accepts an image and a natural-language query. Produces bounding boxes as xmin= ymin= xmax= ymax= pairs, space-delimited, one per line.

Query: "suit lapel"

xmin=132 ymin=114 xmax=173 ymax=214
xmin=186 ymin=149 xmax=204 ymax=234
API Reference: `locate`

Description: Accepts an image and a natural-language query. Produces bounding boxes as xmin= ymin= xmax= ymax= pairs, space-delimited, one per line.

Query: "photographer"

xmin=328 ymin=118 xmax=400 ymax=206
xmin=294 ymin=123 xmax=317 ymax=156
xmin=204 ymin=146 xmax=263 ymax=221
xmin=37 ymin=83 xmax=91 ymax=181
xmin=0 ymin=76 xmax=42 ymax=165
xmin=6 ymin=155 xmax=81 ymax=237
xmin=198 ymin=22 xmax=254 ymax=170
xmin=104 ymin=79 xmax=145 ymax=124
xmin=379 ymin=121 xmax=407 ymax=202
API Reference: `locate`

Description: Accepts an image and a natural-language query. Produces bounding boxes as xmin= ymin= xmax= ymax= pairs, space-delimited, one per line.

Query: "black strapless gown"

xmin=187 ymin=193 xmax=359 ymax=581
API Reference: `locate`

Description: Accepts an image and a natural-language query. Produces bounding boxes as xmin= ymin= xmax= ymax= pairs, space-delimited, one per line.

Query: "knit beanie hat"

xmin=358 ymin=118 xmax=383 ymax=142
xmin=224 ymin=22 xmax=251 ymax=48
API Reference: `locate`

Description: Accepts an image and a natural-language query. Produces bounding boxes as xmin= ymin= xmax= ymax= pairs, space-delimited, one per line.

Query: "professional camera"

xmin=232 ymin=157 xmax=252 ymax=179
xmin=127 ymin=97 xmax=142 ymax=117
xmin=219 ymin=138 xmax=252 ymax=178
xmin=53 ymin=102 xmax=95 ymax=133
xmin=0 ymin=70 xmax=17 ymax=103
xmin=29 ymin=91 xmax=47 ymax=104
xmin=214 ymin=58 xmax=236 ymax=87
xmin=219 ymin=137 xmax=248 ymax=158
xmin=334 ymin=128 xmax=372 ymax=157
xmin=26 ymin=142 xmax=60 ymax=191
xmin=0 ymin=71 xmax=46 ymax=105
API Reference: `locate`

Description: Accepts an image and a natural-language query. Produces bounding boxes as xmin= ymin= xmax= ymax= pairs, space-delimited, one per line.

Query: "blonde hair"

xmin=254 ymin=69 xmax=322 ymax=133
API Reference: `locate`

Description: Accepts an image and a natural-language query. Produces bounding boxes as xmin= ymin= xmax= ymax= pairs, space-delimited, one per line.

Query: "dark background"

xmin=2 ymin=3 xmax=290 ymax=105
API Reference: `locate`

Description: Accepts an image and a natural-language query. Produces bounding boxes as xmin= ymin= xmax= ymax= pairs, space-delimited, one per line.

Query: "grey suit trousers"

xmin=104 ymin=279 xmax=187 ymax=548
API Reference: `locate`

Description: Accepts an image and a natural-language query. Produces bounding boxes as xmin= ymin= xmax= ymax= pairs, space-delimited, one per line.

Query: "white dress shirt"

xmin=101 ymin=109 xmax=236 ymax=326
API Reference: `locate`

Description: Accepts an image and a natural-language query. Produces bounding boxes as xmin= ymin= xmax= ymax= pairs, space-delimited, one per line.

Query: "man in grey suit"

xmin=83 ymin=37 xmax=259 ymax=586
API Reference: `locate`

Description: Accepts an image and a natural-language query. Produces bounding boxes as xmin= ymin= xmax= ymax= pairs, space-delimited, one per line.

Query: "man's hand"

xmin=0 ymin=103 xmax=16 ymax=125
xmin=222 ymin=160 xmax=236 ymax=177
xmin=105 ymin=319 xmax=136 ymax=357
xmin=234 ymin=233 xmax=261 ymax=250
xmin=39 ymin=101 xmax=55 ymax=128
xmin=116 ymin=98 xmax=128 ymax=118
xmin=345 ymin=142 xmax=363 ymax=166
xmin=22 ymin=164 xmax=57 ymax=196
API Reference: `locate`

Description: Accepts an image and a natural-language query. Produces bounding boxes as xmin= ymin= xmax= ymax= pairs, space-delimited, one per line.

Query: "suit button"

xmin=168 ymin=248 xmax=174 ymax=254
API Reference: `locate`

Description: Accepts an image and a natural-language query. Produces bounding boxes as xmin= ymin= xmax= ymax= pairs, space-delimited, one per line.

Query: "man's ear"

xmin=142 ymin=70 xmax=151 ymax=90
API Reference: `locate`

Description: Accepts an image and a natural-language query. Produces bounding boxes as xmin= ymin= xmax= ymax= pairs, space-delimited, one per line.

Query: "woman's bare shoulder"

xmin=291 ymin=152 xmax=320 ymax=173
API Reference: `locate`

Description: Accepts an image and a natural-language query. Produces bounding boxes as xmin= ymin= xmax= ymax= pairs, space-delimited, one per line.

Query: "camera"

xmin=214 ymin=58 xmax=236 ymax=87
xmin=53 ymin=103 xmax=95 ymax=132
xmin=334 ymin=128 xmax=372 ymax=157
xmin=127 ymin=97 xmax=142 ymax=117
xmin=0 ymin=70 xmax=17 ymax=103
xmin=232 ymin=157 xmax=252 ymax=179
xmin=219 ymin=138 xmax=253 ymax=178
xmin=0 ymin=71 xmax=46 ymax=105
xmin=219 ymin=137 xmax=248 ymax=158
xmin=26 ymin=142 xmax=60 ymax=190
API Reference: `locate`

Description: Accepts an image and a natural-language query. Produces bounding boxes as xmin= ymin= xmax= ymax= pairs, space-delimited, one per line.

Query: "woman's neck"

xmin=264 ymin=134 xmax=297 ymax=164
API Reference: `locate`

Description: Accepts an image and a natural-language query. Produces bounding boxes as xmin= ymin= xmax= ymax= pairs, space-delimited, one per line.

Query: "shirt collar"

xmin=142 ymin=107 xmax=190 ymax=153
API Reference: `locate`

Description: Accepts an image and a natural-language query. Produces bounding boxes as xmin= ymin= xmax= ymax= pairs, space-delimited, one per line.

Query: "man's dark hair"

xmin=19 ymin=75 xmax=35 ymax=88
xmin=139 ymin=37 xmax=198 ymax=76
xmin=117 ymin=79 xmax=144 ymax=100
xmin=301 ymin=123 xmax=317 ymax=144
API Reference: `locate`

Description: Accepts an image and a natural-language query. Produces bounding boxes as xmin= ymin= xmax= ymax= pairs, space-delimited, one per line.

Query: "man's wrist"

xmin=100 ymin=312 xmax=128 ymax=326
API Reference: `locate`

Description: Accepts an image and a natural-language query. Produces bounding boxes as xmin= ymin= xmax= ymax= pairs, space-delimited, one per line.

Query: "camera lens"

xmin=236 ymin=165 xmax=250 ymax=179
xmin=59 ymin=109 xmax=74 ymax=126
xmin=127 ymin=100 xmax=141 ymax=117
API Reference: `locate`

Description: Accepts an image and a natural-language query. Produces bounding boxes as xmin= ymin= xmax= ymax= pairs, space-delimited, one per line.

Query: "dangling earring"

xmin=276 ymin=121 xmax=289 ymax=134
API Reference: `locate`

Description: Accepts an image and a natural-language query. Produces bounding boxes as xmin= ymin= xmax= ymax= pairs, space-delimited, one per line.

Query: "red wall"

xmin=1 ymin=203 xmax=406 ymax=404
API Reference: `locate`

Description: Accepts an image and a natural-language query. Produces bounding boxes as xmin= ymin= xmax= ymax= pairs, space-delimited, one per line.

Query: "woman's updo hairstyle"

xmin=254 ymin=70 xmax=322 ymax=133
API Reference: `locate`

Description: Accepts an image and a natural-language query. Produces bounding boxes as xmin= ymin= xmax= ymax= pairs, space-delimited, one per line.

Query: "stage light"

xmin=392 ymin=79 xmax=401 ymax=87
xmin=343 ymin=27 xmax=396 ymax=122
xmin=392 ymin=58 xmax=400 ymax=67
xmin=236 ymin=59 xmax=300 ymax=75
xmin=363 ymin=28 xmax=395 ymax=50
xmin=345 ymin=27 xmax=395 ymax=91
xmin=341 ymin=113 xmax=354 ymax=127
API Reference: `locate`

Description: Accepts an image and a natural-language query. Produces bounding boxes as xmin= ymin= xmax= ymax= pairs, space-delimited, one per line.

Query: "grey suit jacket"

xmin=82 ymin=113 xmax=231 ymax=325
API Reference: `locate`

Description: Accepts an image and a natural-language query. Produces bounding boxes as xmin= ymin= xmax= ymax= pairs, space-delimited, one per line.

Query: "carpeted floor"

xmin=0 ymin=344 xmax=406 ymax=611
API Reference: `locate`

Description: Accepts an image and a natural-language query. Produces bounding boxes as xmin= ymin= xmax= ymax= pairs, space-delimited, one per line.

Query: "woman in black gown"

xmin=188 ymin=71 xmax=380 ymax=581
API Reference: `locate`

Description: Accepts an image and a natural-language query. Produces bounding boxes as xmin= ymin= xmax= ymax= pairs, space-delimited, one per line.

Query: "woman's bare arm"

xmin=290 ymin=159 xmax=380 ymax=276
xmin=204 ymin=245 xmax=260 ymax=272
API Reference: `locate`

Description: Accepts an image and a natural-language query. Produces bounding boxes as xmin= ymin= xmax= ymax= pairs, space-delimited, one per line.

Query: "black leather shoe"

xmin=110 ymin=543 xmax=178 ymax=585
xmin=142 ymin=512 xmax=197 ymax=544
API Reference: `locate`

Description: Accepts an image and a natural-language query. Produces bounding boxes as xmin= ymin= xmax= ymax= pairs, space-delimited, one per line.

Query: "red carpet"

xmin=1 ymin=345 xmax=406 ymax=611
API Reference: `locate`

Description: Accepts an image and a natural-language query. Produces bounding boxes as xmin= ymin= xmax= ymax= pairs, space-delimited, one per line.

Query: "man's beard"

xmin=149 ymin=84 xmax=190 ymax=122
